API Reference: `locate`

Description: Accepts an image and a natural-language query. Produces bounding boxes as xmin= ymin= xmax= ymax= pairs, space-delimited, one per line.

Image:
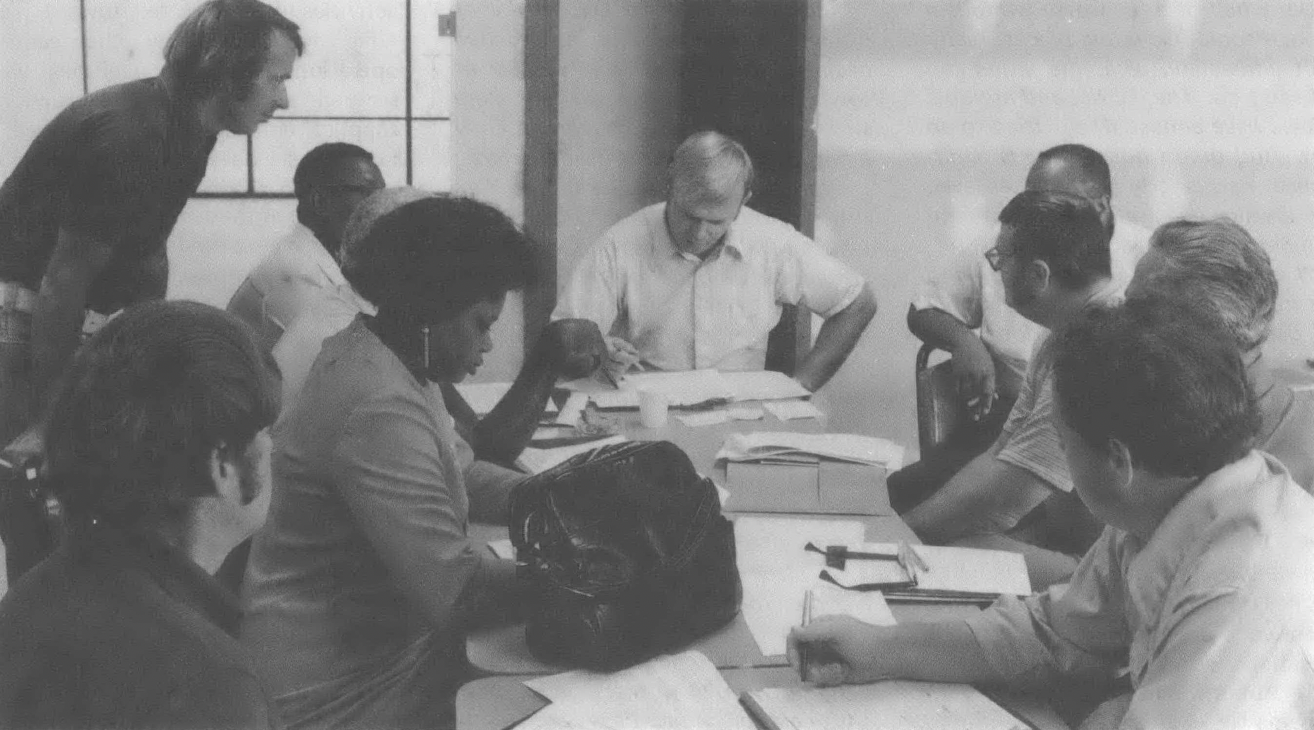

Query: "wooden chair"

xmin=915 ymin=343 xmax=970 ymax=456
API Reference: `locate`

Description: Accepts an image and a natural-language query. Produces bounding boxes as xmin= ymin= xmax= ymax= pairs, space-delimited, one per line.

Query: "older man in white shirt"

xmin=554 ymin=131 xmax=877 ymax=392
xmin=789 ymin=298 xmax=1314 ymax=729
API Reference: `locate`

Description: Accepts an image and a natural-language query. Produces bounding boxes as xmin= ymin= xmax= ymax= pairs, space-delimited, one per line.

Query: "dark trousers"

xmin=888 ymin=395 xmax=1016 ymax=515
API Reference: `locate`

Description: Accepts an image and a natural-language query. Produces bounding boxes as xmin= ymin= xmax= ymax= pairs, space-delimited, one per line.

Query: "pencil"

xmin=798 ymin=589 xmax=813 ymax=682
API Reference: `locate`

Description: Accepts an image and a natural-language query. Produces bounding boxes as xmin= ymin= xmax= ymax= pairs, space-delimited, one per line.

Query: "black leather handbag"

xmin=508 ymin=440 xmax=741 ymax=670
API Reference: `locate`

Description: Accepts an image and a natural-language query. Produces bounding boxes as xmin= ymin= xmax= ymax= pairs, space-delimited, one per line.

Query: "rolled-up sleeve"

xmin=911 ymin=249 xmax=985 ymax=329
xmin=553 ymin=233 xmax=623 ymax=336
xmin=332 ymin=391 xmax=497 ymax=630
xmin=776 ymin=234 xmax=865 ymax=318
xmin=450 ymin=431 xmax=525 ymax=524
xmin=965 ymin=527 xmax=1130 ymax=690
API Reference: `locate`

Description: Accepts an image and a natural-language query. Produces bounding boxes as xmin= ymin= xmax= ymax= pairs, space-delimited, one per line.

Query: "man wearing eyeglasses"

xmin=227 ymin=142 xmax=385 ymax=352
xmin=890 ymin=145 xmax=1149 ymax=515
xmin=903 ymin=189 xmax=1123 ymax=589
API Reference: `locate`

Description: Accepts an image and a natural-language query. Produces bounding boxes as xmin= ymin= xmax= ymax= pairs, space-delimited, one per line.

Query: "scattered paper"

xmin=719 ymin=370 xmax=812 ymax=401
xmin=718 ymin=432 xmax=904 ymax=469
xmin=726 ymin=406 xmax=765 ymax=420
xmin=825 ymin=543 xmax=1031 ymax=598
xmin=487 ymin=538 xmax=515 ymax=560
xmin=743 ymin=681 xmax=1027 ymax=730
xmin=515 ymin=435 xmax=628 ymax=475
xmin=521 ymin=651 xmax=755 ymax=730
xmin=808 ymin=580 xmax=897 ymax=626
xmin=555 ymin=392 xmax=589 ymax=426
xmin=764 ymin=399 xmax=824 ymax=421
xmin=734 ymin=516 xmax=865 ymax=656
xmin=678 ymin=410 xmax=729 ymax=428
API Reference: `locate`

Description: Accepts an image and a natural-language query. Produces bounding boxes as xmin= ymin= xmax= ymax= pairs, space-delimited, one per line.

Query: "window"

xmin=82 ymin=0 xmax=453 ymax=195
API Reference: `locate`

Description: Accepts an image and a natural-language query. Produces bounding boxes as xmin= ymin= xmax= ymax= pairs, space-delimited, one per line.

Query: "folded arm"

xmin=794 ymin=282 xmax=877 ymax=392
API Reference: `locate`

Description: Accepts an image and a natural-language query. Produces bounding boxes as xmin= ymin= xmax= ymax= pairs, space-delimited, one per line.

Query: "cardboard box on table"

xmin=725 ymin=456 xmax=893 ymax=515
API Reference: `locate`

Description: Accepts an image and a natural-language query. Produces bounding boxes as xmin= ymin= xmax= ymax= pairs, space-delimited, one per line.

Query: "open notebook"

xmin=742 ymin=681 xmax=1033 ymax=730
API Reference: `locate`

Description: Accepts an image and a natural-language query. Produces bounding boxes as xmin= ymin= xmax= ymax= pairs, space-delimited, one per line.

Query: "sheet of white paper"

xmin=486 ymin=538 xmax=515 ymax=560
xmin=809 ymin=580 xmax=897 ymax=626
xmin=532 ymin=425 xmax=576 ymax=440
xmin=734 ymin=516 xmax=865 ymax=656
xmin=522 ymin=651 xmax=755 ymax=730
xmin=745 ymin=681 xmax=1027 ymax=730
xmin=764 ymin=399 xmax=824 ymax=421
xmin=719 ymin=370 xmax=812 ymax=401
xmin=844 ymin=543 xmax=1031 ymax=596
xmin=726 ymin=406 xmax=765 ymax=420
xmin=588 ymin=369 xmax=736 ymax=409
xmin=514 ymin=435 xmax=628 ymax=475
xmin=455 ymin=381 xmax=558 ymax=415
xmin=677 ymin=410 xmax=729 ymax=427
xmin=718 ymin=432 xmax=904 ymax=469
xmin=555 ymin=392 xmax=589 ymax=426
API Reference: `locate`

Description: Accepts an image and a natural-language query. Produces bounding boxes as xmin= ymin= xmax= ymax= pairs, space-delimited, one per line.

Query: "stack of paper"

xmin=517 ymin=650 xmax=755 ymax=730
xmin=514 ymin=435 xmax=627 ymax=475
xmin=814 ymin=543 xmax=1031 ymax=602
xmin=717 ymin=432 xmax=904 ymax=469
xmin=576 ymin=369 xmax=812 ymax=410
xmin=742 ymin=680 xmax=1027 ymax=730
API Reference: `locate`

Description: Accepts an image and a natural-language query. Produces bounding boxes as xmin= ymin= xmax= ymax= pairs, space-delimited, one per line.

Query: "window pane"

xmin=275 ymin=0 xmax=408 ymax=118
xmin=84 ymin=0 xmax=192 ymax=90
xmin=412 ymin=120 xmax=452 ymax=191
xmin=197 ymin=133 xmax=250 ymax=193
xmin=411 ymin=0 xmax=455 ymax=118
xmin=251 ymin=119 xmax=407 ymax=193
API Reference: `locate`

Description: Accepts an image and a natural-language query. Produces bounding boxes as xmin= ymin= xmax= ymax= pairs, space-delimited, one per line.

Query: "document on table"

xmin=821 ymin=543 xmax=1031 ymax=598
xmin=764 ymin=399 xmax=824 ymax=421
xmin=734 ymin=516 xmax=866 ymax=657
xmin=519 ymin=650 xmax=755 ymax=730
xmin=807 ymin=580 xmax=896 ymax=626
xmin=718 ymin=432 xmax=904 ymax=468
xmin=742 ymin=680 xmax=1029 ymax=730
xmin=454 ymin=381 xmax=558 ymax=415
xmin=578 ymin=369 xmax=813 ymax=409
xmin=719 ymin=370 xmax=811 ymax=401
xmin=515 ymin=435 xmax=627 ymax=475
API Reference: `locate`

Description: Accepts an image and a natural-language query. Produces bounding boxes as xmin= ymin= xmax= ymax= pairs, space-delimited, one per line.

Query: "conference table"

xmin=461 ymin=397 xmax=1068 ymax=729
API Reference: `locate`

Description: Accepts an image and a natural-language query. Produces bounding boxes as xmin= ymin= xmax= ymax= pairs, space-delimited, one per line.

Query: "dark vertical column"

xmin=679 ymin=0 xmax=815 ymax=374
xmin=523 ymin=0 xmax=560 ymax=354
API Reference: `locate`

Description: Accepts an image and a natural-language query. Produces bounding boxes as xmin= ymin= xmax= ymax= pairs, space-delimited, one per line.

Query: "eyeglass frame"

xmin=984 ymin=245 xmax=1016 ymax=272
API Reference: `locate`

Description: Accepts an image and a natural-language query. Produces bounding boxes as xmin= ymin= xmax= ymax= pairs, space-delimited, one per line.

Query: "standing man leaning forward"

xmin=0 ymin=0 xmax=301 ymax=459
xmin=894 ymin=144 xmax=1149 ymax=512
xmin=554 ymin=130 xmax=876 ymax=392
xmin=789 ymin=300 xmax=1314 ymax=729
xmin=0 ymin=301 xmax=282 ymax=729
xmin=904 ymin=189 xmax=1120 ymax=588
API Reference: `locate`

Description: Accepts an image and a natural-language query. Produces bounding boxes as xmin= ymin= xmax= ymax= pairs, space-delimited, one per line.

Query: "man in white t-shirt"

xmin=554 ymin=131 xmax=877 ymax=392
xmin=891 ymin=144 xmax=1149 ymax=513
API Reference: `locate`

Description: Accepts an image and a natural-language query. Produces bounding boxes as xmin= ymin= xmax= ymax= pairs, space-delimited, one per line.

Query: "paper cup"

xmin=638 ymin=389 xmax=668 ymax=428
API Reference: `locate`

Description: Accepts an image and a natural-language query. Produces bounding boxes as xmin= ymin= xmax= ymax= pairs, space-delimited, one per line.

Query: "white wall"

xmin=816 ymin=0 xmax=1314 ymax=454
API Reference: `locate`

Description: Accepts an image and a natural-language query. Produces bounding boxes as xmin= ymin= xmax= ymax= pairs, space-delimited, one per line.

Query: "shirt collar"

xmin=1123 ymin=451 xmax=1275 ymax=626
xmin=656 ymin=203 xmax=746 ymax=263
xmin=289 ymin=224 xmax=350 ymax=289
xmin=69 ymin=525 xmax=243 ymax=637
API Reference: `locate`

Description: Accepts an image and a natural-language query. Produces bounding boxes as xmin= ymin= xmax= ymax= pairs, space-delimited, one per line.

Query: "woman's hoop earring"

xmin=421 ymin=325 xmax=431 ymax=371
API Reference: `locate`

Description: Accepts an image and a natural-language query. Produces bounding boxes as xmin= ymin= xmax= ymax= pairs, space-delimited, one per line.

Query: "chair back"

xmin=915 ymin=343 xmax=969 ymax=455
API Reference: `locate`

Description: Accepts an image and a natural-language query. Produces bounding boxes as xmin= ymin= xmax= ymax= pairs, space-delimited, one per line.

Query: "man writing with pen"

xmin=788 ymin=298 xmax=1314 ymax=728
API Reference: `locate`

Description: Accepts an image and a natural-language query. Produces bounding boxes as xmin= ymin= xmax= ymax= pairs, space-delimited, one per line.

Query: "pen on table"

xmin=599 ymin=364 xmax=620 ymax=389
xmin=797 ymin=589 xmax=813 ymax=682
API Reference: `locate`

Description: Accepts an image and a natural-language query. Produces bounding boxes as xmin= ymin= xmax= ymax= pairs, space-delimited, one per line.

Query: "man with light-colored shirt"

xmin=227 ymin=142 xmax=383 ymax=351
xmin=903 ymin=189 xmax=1120 ymax=588
xmin=790 ymin=299 xmax=1314 ymax=730
xmin=553 ymin=131 xmax=877 ymax=392
xmin=893 ymin=144 xmax=1149 ymax=513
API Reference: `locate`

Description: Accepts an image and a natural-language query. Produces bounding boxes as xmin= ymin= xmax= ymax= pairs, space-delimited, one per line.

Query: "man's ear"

xmin=208 ymin=444 xmax=242 ymax=504
xmin=741 ymin=189 xmax=753 ymax=207
xmin=308 ymin=187 xmax=331 ymax=219
xmin=1026 ymin=258 xmax=1052 ymax=293
xmin=1107 ymin=437 xmax=1135 ymax=492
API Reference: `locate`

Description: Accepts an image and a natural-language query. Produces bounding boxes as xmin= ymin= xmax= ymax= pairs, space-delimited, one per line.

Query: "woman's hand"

xmin=542 ymin=319 xmax=608 ymax=380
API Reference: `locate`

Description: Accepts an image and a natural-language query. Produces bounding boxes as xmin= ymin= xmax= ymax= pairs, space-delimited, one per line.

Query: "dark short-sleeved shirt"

xmin=0 ymin=526 xmax=279 ymax=729
xmin=0 ymin=76 xmax=215 ymax=312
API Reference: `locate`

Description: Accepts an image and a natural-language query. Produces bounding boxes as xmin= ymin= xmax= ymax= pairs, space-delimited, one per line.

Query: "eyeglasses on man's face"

xmin=984 ymin=245 xmax=1014 ymax=272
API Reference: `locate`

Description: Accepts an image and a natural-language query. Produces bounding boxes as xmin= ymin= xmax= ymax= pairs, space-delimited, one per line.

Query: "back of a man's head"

xmin=1129 ymin=217 xmax=1277 ymax=354
xmin=1053 ymin=298 xmax=1259 ymax=481
xmin=667 ymin=131 xmax=754 ymax=206
xmin=998 ymin=189 xmax=1111 ymax=289
xmin=163 ymin=0 xmax=303 ymax=101
xmin=338 ymin=186 xmax=435 ymax=275
xmin=1027 ymin=143 xmax=1112 ymax=201
xmin=44 ymin=301 xmax=280 ymax=537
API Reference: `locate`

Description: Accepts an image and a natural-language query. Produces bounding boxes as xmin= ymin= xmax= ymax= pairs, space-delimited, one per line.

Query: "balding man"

xmin=892 ymin=144 xmax=1150 ymax=513
xmin=554 ymin=131 xmax=877 ymax=392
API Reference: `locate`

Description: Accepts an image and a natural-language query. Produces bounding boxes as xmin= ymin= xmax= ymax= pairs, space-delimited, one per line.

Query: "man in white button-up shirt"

xmin=554 ymin=131 xmax=877 ymax=392
xmin=789 ymin=299 xmax=1314 ymax=730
